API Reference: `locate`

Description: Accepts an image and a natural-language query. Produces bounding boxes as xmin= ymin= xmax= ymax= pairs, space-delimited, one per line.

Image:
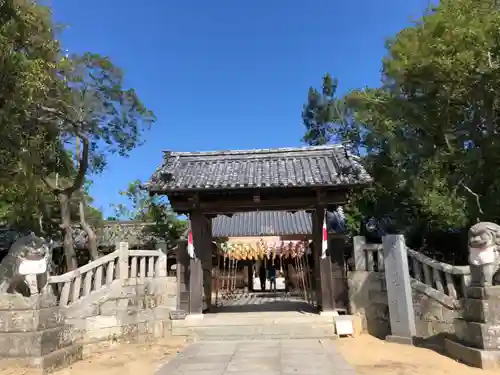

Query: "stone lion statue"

xmin=468 ymin=222 xmax=500 ymax=287
xmin=0 ymin=233 xmax=53 ymax=296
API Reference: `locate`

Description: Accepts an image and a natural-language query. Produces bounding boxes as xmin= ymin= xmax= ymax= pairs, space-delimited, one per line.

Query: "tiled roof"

xmin=212 ymin=211 xmax=311 ymax=237
xmin=146 ymin=145 xmax=371 ymax=192
xmin=211 ymin=210 xmax=346 ymax=237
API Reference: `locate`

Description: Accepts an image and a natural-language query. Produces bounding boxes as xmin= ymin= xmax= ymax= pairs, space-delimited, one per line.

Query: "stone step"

xmin=170 ymin=312 xmax=347 ymax=340
xmin=172 ymin=323 xmax=336 ymax=340
xmin=172 ymin=314 xmax=334 ymax=328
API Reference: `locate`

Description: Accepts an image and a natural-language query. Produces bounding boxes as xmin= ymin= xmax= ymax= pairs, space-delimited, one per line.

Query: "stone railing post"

xmin=118 ymin=241 xmax=129 ymax=284
xmin=157 ymin=253 xmax=168 ymax=277
xmin=353 ymin=236 xmax=366 ymax=271
xmin=382 ymin=234 xmax=416 ymax=345
xmin=156 ymin=240 xmax=168 ymax=277
xmin=157 ymin=239 xmax=167 ymax=254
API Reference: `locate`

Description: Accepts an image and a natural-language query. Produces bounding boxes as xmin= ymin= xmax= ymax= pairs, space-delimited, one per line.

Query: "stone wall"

xmin=0 ymin=242 xmax=178 ymax=372
xmin=348 ymin=271 xmax=390 ymax=338
xmin=63 ymin=276 xmax=177 ymax=345
xmin=348 ymin=270 xmax=463 ymax=339
xmin=412 ymin=281 xmax=462 ymax=338
xmin=0 ymin=294 xmax=83 ymax=371
xmin=446 ymin=286 xmax=500 ymax=369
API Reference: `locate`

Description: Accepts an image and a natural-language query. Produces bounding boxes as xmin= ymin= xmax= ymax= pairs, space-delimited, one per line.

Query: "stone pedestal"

xmin=0 ymin=293 xmax=82 ymax=373
xmin=445 ymin=286 xmax=500 ymax=369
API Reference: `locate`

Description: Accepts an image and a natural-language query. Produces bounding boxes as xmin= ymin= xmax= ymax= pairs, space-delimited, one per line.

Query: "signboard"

xmin=19 ymin=259 xmax=47 ymax=275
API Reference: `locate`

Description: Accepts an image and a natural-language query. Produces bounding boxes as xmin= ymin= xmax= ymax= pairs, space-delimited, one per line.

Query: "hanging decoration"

xmin=216 ymin=240 xmax=310 ymax=260
xmin=213 ymin=239 xmax=316 ymax=309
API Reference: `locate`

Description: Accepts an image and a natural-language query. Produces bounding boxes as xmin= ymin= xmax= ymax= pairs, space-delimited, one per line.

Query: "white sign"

xmin=334 ymin=316 xmax=354 ymax=336
xmin=19 ymin=259 xmax=47 ymax=276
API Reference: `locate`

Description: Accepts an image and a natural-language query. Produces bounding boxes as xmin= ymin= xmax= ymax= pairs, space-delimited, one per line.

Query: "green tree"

xmin=39 ymin=52 xmax=155 ymax=269
xmin=0 ymin=1 xmax=155 ymax=269
xmin=112 ymin=180 xmax=188 ymax=250
xmin=0 ymin=0 xmax=75 ymax=236
xmin=303 ymin=0 xmax=500 ymax=257
xmin=0 ymin=0 xmax=60 ymax=179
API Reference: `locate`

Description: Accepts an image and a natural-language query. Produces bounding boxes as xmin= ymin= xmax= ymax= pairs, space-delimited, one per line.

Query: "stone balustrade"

xmin=0 ymin=242 xmax=176 ymax=373
xmin=353 ymin=236 xmax=471 ymax=307
xmin=48 ymin=242 xmax=168 ymax=306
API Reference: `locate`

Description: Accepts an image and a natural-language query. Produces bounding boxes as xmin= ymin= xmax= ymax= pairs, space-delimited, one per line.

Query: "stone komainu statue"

xmin=0 ymin=233 xmax=53 ymax=296
xmin=468 ymin=222 xmax=500 ymax=287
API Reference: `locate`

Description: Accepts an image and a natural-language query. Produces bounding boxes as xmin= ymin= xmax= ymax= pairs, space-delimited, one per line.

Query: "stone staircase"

xmin=171 ymin=311 xmax=345 ymax=340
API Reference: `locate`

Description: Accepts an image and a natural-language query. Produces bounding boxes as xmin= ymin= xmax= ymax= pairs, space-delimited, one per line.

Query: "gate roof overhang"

xmin=144 ymin=145 xmax=372 ymax=215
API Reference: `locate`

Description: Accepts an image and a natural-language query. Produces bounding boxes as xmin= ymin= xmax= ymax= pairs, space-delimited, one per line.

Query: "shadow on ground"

xmin=210 ymin=292 xmax=317 ymax=314
xmin=412 ymin=332 xmax=456 ymax=355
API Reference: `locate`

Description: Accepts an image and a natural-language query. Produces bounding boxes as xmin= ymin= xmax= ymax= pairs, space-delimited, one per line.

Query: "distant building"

xmin=211 ymin=209 xmax=346 ymax=245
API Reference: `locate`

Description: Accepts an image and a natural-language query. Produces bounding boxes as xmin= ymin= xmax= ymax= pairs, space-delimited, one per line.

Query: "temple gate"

xmin=145 ymin=145 xmax=372 ymax=316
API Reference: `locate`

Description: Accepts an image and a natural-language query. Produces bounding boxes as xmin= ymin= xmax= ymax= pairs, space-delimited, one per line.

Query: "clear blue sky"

xmin=51 ymin=0 xmax=432 ymax=218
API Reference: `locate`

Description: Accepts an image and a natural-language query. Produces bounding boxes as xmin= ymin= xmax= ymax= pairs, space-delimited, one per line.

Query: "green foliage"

xmin=0 ymin=0 xmax=59 ymax=233
xmin=112 ymin=180 xmax=188 ymax=250
xmin=302 ymin=74 xmax=342 ymax=146
xmin=0 ymin=1 xmax=153 ymax=267
xmin=302 ymin=0 xmax=500 ymax=250
xmin=0 ymin=0 xmax=60 ymax=178
xmin=40 ymin=52 xmax=156 ymax=179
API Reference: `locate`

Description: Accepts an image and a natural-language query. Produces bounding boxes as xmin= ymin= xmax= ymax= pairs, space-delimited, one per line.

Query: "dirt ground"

xmin=0 ymin=337 xmax=186 ymax=375
xmin=1 ymin=335 xmax=498 ymax=375
xmin=335 ymin=335 xmax=497 ymax=375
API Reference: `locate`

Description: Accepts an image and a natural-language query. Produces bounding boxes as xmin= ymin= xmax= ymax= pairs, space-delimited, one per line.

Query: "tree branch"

xmin=63 ymin=133 xmax=89 ymax=195
xmin=458 ymin=180 xmax=483 ymax=222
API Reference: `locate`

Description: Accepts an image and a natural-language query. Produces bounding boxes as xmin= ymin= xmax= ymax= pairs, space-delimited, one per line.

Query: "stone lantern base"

xmin=0 ymin=293 xmax=82 ymax=373
xmin=445 ymin=286 xmax=500 ymax=369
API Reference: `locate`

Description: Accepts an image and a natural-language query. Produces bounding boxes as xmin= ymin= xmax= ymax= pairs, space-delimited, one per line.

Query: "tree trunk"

xmin=75 ymin=135 xmax=98 ymax=261
xmin=59 ymin=192 xmax=77 ymax=270
xmin=42 ymin=134 xmax=90 ymax=271
xmin=79 ymin=199 xmax=98 ymax=260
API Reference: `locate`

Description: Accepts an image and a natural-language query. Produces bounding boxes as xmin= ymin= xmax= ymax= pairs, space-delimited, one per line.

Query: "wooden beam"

xmin=170 ymin=192 xmax=348 ymax=215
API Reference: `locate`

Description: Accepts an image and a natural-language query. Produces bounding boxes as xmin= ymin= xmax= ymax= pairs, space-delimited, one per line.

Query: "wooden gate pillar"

xmin=190 ymin=211 xmax=213 ymax=313
xmin=329 ymin=234 xmax=348 ymax=311
xmin=176 ymin=241 xmax=190 ymax=313
xmin=243 ymin=263 xmax=250 ymax=293
xmin=203 ymin=217 xmax=214 ymax=310
xmin=312 ymin=206 xmax=335 ymax=312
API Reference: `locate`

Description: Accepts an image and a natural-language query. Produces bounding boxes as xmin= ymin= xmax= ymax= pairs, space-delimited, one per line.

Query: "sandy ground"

xmin=0 ymin=337 xmax=186 ymax=375
xmin=1 ymin=335 xmax=498 ymax=375
xmin=335 ymin=335 xmax=497 ymax=375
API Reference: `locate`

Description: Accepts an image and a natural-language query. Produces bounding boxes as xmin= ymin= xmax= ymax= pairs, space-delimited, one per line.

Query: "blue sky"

xmin=52 ymin=0 xmax=432 ymax=218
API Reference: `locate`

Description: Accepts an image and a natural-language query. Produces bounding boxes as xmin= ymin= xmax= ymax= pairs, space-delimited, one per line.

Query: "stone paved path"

xmin=156 ymin=339 xmax=356 ymax=375
xmin=213 ymin=292 xmax=316 ymax=314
